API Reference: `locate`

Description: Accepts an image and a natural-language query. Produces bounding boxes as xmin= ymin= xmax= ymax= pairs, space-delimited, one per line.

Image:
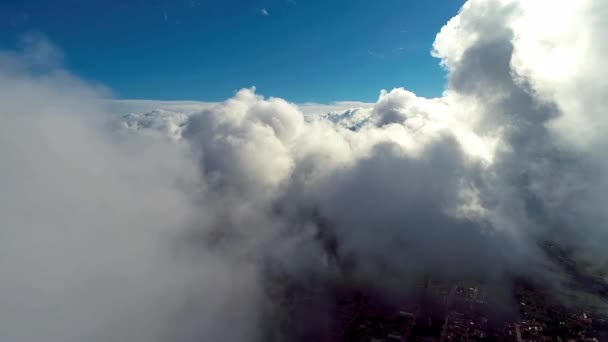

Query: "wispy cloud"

xmin=367 ymin=49 xmax=385 ymax=59
xmin=261 ymin=8 xmax=269 ymax=16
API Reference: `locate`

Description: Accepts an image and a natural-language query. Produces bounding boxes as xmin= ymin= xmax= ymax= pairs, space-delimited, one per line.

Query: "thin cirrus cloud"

xmin=0 ymin=0 xmax=607 ymax=341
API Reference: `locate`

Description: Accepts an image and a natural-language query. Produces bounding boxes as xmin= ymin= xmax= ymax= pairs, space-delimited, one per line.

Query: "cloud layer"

xmin=1 ymin=0 xmax=607 ymax=340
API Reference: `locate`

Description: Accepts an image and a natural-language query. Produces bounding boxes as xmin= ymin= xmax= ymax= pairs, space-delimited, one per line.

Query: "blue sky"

xmin=0 ymin=0 xmax=465 ymax=103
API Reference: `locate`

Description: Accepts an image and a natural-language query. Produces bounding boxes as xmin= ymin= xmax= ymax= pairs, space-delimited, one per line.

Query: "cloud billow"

xmin=1 ymin=0 xmax=607 ymax=341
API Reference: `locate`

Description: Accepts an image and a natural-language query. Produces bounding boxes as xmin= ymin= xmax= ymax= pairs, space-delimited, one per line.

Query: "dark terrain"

xmin=266 ymin=243 xmax=608 ymax=341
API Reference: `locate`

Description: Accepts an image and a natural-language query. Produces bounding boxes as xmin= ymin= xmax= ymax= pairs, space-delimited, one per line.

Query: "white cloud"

xmin=106 ymin=98 xmax=374 ymax=118
xmin=0 ymin=36 xmax=261 ymax=342
xmin=105 ymin=99 xmax=216 ymax=115
xmin=1 ymin=0 xmax=608 ymax=340
xmin=261 ymin=8 xmax=269 ymax=16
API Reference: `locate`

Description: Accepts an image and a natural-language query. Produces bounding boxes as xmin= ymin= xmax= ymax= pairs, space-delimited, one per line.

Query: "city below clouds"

xmin=0 ymin=0 xmax=607 ymax=341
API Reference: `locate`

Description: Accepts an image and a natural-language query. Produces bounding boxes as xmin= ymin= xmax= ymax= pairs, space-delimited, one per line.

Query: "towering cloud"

xmin=0 ymin=0 xmax=607 ymax=341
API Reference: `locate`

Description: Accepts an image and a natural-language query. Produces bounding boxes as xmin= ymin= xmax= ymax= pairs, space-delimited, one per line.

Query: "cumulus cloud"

xmin=1 ymin=0 xmax=608 ymax=341
xmin=433 ymin=0 xmax=608 ymax=267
